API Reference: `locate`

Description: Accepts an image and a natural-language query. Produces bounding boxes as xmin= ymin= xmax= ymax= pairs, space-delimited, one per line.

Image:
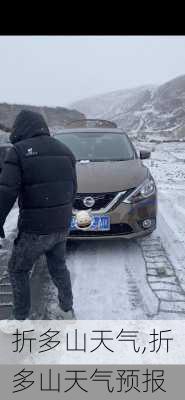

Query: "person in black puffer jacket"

xmin=0 ymin=110 xmax=77 ymax=321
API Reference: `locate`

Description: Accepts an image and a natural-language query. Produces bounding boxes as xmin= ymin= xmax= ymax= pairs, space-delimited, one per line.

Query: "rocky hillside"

xmin=0 ymin=103 xmax=85 ymax=144
xmin=71 ymin=75 xmax=185 ymax=142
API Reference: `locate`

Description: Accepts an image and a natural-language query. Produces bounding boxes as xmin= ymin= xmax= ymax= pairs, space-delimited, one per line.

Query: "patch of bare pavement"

xmin=0 ymin=208 xmax=18 ymax=318
xmin=138 ymin=233 xmax=185 ymax=319
xmin=0 ymin=238 xmax=13 ymax=319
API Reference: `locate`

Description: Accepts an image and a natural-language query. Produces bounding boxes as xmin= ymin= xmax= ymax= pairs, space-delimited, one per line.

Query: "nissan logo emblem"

xmin=83 ymin=196 xmax=95 ymax=208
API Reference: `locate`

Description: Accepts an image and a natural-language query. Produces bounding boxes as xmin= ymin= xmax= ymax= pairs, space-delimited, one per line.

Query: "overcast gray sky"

xmin=0 ymin=35 xmax=185 ymax=108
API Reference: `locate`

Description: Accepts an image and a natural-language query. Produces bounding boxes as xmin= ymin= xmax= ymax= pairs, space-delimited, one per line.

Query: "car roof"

xmin=54 ymin=127 xmax=125 ymax=135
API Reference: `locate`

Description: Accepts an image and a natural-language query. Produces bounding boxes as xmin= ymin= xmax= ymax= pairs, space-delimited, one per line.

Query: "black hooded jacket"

xmin=0 ymin=110 xmax=77 ymax=234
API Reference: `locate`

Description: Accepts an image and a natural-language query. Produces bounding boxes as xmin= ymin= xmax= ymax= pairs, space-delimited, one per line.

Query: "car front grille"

xmin=74 ymin=192 xmax=117 ymax=210
xmin=69 ymin=223 xmax=133 ymax=237
xmin=74 ymin=189 xmax=135 ymax=211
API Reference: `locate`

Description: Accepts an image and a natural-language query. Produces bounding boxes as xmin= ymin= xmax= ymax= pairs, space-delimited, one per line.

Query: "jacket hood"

xmin=10 ymin=110 xmax=50 ymax=144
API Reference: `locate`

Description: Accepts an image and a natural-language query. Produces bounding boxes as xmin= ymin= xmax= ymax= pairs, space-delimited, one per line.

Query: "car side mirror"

xmin=140 ymin=150 xmax=151 ymax=159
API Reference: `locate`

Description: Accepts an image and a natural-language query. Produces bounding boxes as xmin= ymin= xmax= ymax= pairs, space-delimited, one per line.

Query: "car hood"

xmin=76 ymin=159 xmax=148 ymax=193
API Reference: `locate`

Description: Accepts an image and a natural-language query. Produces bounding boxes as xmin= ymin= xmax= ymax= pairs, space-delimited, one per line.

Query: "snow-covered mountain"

xmin=71 ymin=75 xmax=185 ymax=141
xmin=0 ymin=103 xmax=85 ymax=144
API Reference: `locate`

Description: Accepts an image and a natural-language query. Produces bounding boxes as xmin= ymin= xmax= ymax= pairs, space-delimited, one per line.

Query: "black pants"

xmin=8 ymin=231 xmax=73 ymax=319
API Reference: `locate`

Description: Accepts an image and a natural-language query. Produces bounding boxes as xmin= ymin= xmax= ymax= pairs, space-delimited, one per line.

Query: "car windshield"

xmin=55 ymin=132 xmax=135 ymax=161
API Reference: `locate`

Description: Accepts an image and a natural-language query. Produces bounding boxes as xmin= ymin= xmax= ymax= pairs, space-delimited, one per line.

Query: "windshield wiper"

xmin=77 ymin=158 xmax=133 ymax=162
xmin=88 ymin=159 xmax=131 ymax=162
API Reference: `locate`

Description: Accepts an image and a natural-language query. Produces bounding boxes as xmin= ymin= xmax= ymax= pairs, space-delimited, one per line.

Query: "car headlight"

xmin=123 ymin=176 xmax=156 ymax=203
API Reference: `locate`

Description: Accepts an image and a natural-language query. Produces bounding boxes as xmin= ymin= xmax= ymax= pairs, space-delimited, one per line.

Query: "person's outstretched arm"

xmin=0 ymin=147 xmax=21 ymax=237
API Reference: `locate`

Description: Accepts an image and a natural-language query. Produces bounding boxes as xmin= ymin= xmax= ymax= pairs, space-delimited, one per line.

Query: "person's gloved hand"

xmin=0 ymin=226 xmax=5 ymax=238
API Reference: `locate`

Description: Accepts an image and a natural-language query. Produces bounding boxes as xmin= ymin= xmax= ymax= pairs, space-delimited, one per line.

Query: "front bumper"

xmin=68 ymin=193 xmax=157 ymax=240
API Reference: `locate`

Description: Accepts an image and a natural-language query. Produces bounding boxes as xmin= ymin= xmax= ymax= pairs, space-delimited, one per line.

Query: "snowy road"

xmin=1 ymin=141 xmax=185 ymax=320
xmin=46 ymin=238 xmax=159 ymax=320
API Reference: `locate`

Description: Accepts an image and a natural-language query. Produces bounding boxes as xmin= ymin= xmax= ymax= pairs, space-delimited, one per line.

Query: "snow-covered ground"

xmin=1 ymin=142 xmax=185 ymax=320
